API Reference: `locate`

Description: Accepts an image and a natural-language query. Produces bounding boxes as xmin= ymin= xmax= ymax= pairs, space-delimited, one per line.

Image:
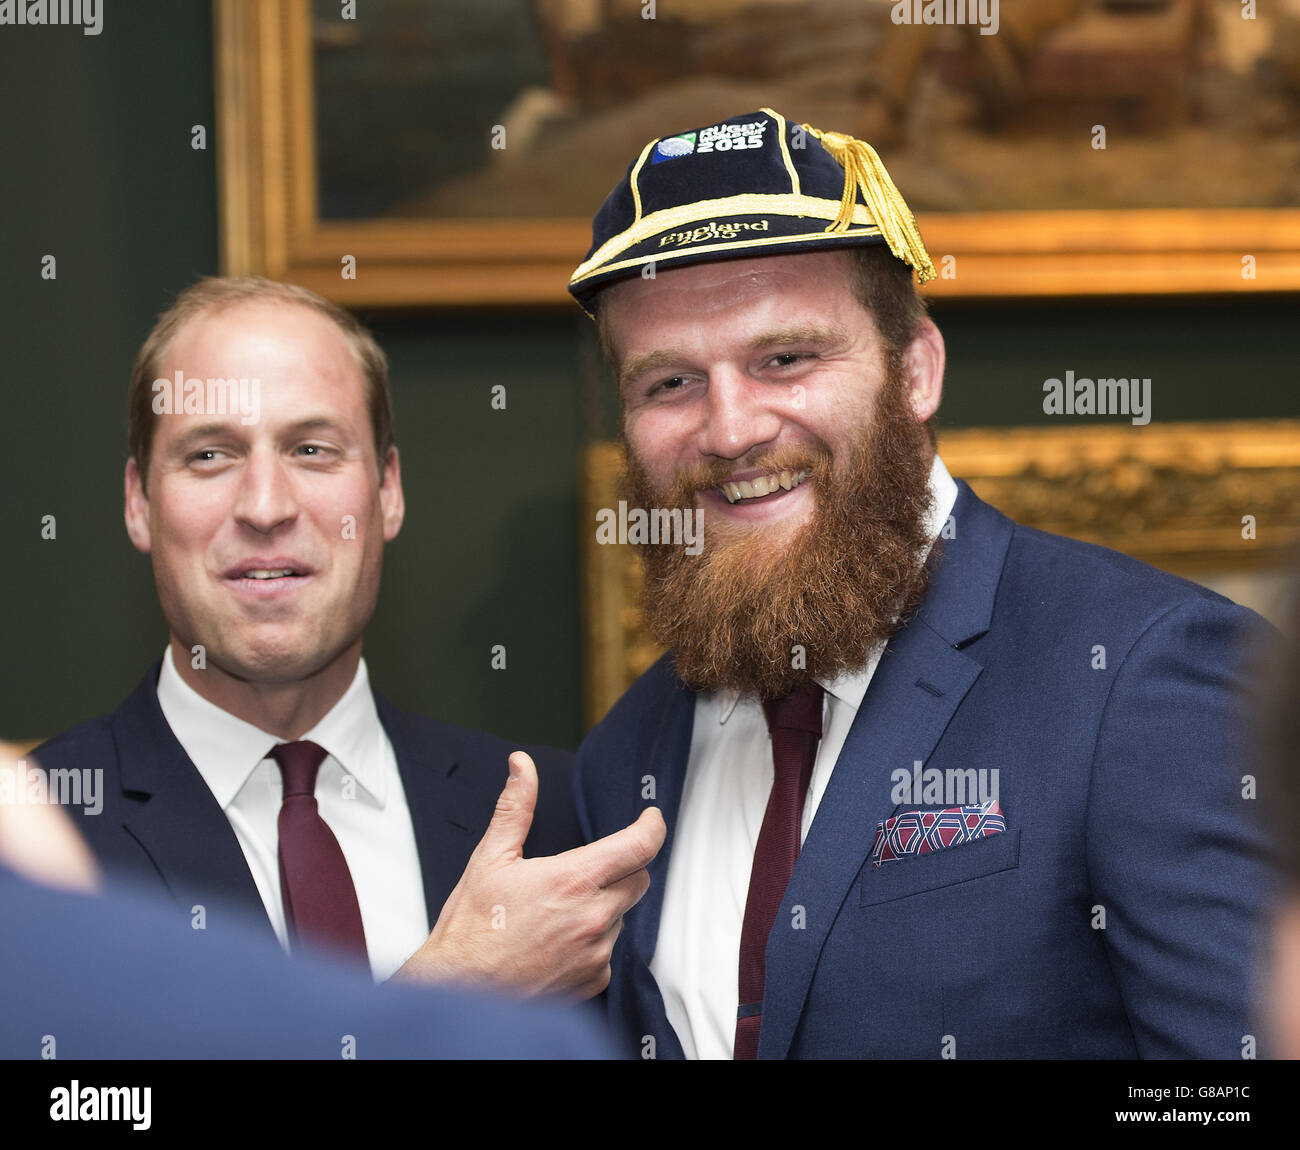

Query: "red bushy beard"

xmin=623 ymin=359 xmax=939 ymax=701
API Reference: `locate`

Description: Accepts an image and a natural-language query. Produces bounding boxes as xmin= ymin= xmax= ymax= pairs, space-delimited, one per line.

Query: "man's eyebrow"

xmin=166 ymin=417 xmax=349 ymax=452
xmin=751 ymin=324 xmax=851 ymax=349
xmin=168 ymin=421 xmax=241 ymax=452
xmin=618 ymin=325 xmax=851 ymax=392
xmin=283 ymin=416 xmax=349 ymax=436
xmin=618 ymin=349 xmax=685 ymax=393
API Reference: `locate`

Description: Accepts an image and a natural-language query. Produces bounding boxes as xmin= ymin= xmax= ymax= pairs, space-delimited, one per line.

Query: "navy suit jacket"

xmin=34 ymin=665 xmax=582 ymax=946
xmin=0 ymin=865 xmax=611 ymax=1059
xmin=574 ymin=480 xmax=1276 ymax=1059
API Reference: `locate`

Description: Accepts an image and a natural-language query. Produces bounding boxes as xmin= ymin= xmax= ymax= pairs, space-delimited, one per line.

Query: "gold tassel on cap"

xmin=801 ymin=122 xmax=936 ymax=284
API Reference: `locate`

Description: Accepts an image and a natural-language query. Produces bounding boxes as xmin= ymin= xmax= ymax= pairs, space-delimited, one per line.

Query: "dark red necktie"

xmin=734 ymin=682 xmax=824 ymax=1060
xmin=272 ymin=740 xmax=368 ymax=966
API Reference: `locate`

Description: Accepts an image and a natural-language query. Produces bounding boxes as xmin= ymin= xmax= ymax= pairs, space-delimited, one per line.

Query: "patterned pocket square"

xmin=870 ymin=799 xmax=1006 ymax=868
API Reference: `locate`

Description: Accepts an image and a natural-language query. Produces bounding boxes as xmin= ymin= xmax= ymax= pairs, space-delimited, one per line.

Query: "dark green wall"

xmin=1 ymin=3 xmax=221 ymax=742
xmin=1 ymin=3 xmax=1295 ymax=750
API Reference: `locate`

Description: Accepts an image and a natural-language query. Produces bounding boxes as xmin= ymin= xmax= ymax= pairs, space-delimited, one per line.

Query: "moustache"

xmin=647 ymin=446 xmax=835 ymax=507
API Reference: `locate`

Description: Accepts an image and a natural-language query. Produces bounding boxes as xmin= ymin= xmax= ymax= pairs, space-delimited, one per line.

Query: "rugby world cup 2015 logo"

xmin=652 ymin=133 xmax=696 ymax=164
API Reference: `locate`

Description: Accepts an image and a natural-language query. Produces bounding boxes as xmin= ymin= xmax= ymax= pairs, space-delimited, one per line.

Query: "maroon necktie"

xmin=272 ymin=740 xmax=368 ymax=966
xmin=734 ymin=682 xmax=824 ymax=1060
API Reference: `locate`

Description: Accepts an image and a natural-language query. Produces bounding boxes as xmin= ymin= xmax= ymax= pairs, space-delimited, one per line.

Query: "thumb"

xmin=474 ymin=750 xmax=539 ymax=864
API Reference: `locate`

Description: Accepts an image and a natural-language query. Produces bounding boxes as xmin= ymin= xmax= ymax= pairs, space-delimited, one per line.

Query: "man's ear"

xmin=379 ymin=445 xmax=405 ymax=542
xmin=903 ymin=318 xmax=945 ymax=423
xmin=124 ymin=458 xmax=152 ymax=554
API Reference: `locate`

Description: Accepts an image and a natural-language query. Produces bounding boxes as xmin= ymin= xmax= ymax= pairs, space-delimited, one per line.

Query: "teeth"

xmin=243 ymin=569 xmax=295 ymax=579
xmin=719 ymin=468 xmax=812 ymax=504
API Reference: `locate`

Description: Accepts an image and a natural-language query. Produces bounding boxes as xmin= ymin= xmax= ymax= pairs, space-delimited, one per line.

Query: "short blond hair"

xmin=128 ymin=276 xmax=393 ymax=490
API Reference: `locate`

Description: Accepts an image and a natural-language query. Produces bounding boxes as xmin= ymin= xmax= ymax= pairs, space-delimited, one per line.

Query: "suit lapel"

xmin=376 ymin=696 xmax=481 ymax=925
xmin=110 ymin=668 xmax=272 ymax=937
xmin=758 ymin=480 xmax=1015 ymax=1058
xmin=618 ymin=660 xmax=695 ymax=1059
xmin=759 ymin=625 xmax=983 ymax=1057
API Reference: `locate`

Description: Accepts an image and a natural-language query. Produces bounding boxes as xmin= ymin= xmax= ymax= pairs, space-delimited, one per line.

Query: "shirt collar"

xmin=300 ymin=658 xmax=387 ymax=805
xmin=710 ymin=655 xmax=878 ymax=726
xmin=155 ymin=646 xmax=386 ymax=808
xmin=710 ymin=451 xmax=959 ymax=726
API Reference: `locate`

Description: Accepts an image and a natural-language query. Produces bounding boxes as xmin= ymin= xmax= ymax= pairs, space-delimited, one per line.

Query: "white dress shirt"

xmin=650 ymin=453 xmax=960 ymax=1058
xmin=155 ymin=647 xmax=430 ymax=981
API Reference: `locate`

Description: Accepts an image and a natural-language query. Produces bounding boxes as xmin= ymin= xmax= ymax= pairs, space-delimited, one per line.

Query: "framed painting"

xmin=216 ymin=0 xmax=1300 ymax=305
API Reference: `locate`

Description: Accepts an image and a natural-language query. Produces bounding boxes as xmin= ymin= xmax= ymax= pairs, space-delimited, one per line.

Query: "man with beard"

xmin=566 ymin=108 xmax=1274 ymax=1059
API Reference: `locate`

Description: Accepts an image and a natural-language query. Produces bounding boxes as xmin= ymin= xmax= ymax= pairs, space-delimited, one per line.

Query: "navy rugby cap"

xmin=567 ymin=106 xmax=934 ymax=317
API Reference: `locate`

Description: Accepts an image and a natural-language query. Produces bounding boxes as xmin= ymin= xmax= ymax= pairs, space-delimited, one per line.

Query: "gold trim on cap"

xmin=569 ymin=192 xmax=876 ymax=284
xmin=629 ymin=138 xmax=658 ymax=224
xmin=761 ymin=106 xmax=800 ymax=199
xmin=569 ymin=226 xmax=885 ymax=317
xmin=576 ymin=225 xmax=884 ymax=283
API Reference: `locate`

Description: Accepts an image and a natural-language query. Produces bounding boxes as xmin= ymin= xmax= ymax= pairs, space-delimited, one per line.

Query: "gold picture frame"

xmin=216 ymin=0 xmax=1300 ymax=306
xmin=581 ymin=422 xmax=1300 ymax=725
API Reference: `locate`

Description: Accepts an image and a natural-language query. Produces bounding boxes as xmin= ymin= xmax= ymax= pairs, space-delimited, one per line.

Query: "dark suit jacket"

xmin=34 ymin=664 xmax=581 ymax=945
xmin=575 ymin=480 xmax=1277 ymax=1058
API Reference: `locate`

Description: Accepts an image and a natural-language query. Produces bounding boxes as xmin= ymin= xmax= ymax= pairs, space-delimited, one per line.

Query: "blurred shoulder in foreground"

xmin=0 ymin=754 xmax=613 ymax=1059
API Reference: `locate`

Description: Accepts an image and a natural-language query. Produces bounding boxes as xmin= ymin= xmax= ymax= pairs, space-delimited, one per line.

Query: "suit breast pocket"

xmin=858 ymin=828 xmax=1021 ymax=906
